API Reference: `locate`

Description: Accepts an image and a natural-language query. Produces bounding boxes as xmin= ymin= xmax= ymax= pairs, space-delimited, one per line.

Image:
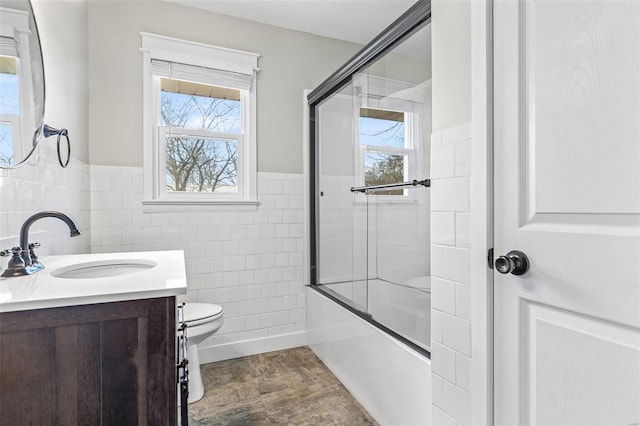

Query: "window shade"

xmin=0 ymin=37 xmax=18 ymax=58
xmin=151 ymin=59 xmax=253 ymax=91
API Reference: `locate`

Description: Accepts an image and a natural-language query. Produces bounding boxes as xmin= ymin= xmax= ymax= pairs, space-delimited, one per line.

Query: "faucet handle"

xmin=28 ymin=243 xmax=41 ymax=265
xmin=1 ymin=247 xmax=22 ymax=257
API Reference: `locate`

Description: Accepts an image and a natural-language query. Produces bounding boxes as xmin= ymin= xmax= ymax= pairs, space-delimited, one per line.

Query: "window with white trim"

xmin=0 ymin=35 xmax=26 ymax=166
xmin=0 ymin=51 xmax=21 ymax=166
xmin=358 ymin=107 xmax=413 ymax=196
xmin=141 ymin=33 xmax=259 ymax=209
xmin=354 ymin=74 xmax=425 ymax=199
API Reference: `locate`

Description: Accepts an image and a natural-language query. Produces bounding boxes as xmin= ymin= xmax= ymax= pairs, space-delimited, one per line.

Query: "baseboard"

xmin=197 ymin=331 xmax=308 ymax=364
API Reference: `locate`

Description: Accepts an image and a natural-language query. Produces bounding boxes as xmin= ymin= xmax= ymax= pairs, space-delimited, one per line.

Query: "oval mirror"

xmin=0 ymin=0 xmax=45 ymax=168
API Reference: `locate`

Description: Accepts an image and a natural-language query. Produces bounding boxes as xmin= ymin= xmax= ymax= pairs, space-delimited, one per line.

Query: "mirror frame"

xmin=0 ymin=0 xmax=46 ymax=169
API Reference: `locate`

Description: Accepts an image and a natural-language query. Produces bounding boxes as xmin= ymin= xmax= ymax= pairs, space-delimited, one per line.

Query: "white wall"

xmin=432 ymin=0 xmax=471 ymax=133
xmin=35 ymin=0 xmax=90 ymax=164
xmin=0 ymin=1 xmax=91 ymax=266
xmin=87 ymin=0 xmax=361 ymax=173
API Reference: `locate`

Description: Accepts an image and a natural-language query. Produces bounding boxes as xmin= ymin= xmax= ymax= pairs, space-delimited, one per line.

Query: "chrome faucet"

xmin=1 ymin=211 xmax=81 ymax=277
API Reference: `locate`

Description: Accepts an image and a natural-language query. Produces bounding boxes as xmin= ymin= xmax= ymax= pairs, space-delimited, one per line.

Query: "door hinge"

xmin=488 ymin=248 xmax=494 ymax=269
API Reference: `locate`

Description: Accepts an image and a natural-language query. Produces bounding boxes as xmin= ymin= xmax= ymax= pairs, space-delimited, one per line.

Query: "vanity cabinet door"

xmin=0 ymin=297 xmax=176 ymax=425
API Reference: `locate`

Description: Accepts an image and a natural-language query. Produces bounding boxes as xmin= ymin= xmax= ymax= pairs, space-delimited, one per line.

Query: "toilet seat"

xmin=182 ymin=303 xmax=223 ymax=327
xmin=406 ymin=275 xmax=431 ymax=290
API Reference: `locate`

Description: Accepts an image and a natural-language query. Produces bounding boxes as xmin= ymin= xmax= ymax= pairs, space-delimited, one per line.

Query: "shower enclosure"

xmin=308 ymin=2 xmax=431 ymax=356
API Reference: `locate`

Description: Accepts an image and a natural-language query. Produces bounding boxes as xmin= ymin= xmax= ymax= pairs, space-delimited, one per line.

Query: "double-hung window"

xmin=358 ymin=107 xmax=413 ymax=196
xmin=0 ymin=44 xmax=21 ymax=166
xmin=141 ymin=33 xmax=259 ymax=210
xmin=354 ymin=74 xmax=425 ymax=199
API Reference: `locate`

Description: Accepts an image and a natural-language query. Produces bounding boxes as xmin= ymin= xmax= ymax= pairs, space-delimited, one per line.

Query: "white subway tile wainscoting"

xmin=0 ymin=145 xmax=92 ymax=263
xmin=431 ymin=122 xmax=472 ymax=425
xmin=90 ymin=166 xmax=307 ymax=360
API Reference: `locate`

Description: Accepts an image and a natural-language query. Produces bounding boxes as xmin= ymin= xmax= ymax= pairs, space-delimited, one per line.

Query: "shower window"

xmin=358 ymin=107 xmax=418 ymax=197
xmin=308 ymin=1 xmax=432 ymax=356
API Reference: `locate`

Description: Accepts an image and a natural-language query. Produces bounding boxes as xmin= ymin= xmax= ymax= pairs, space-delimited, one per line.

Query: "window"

xmin=352 ymin=73 xmax=426 ymax=199
xmin=357 ymin=106 xmax=420 ymax=198
xmin=0 ymin=35 xmax=24 ymax=166
xmin=0 ymin=54 xmax=20 ymax=165
xmin=359 ymin=107 xmax=409 ymax=195
xmin=141 ymin=33 xmax=259 ymax=210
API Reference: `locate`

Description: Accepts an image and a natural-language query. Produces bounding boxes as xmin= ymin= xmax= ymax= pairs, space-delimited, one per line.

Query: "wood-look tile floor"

xmin=186 ymin=346 xmax=379 ymax=426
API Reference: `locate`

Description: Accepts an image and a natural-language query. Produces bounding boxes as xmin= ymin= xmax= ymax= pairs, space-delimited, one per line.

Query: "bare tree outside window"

xmin=360 ymin=108 xmax=407 ymax=195
xmin=0 ymin=124 xmax=14 ymax=165
xmin=160 ymin=78 xmax=241 ymax=193
xmin=364 ymin=153 xmax=405 ymax=195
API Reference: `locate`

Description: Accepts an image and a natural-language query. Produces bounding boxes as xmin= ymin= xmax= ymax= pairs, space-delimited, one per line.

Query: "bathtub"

xmin=306 ymin=286 xmax=432 ymax=425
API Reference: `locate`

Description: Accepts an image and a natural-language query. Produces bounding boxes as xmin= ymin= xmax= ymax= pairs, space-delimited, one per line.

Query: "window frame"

xmin=352 ymin=73 xmax=426 ymax=202
xmin=141 ymin=33 xmax=259 ymax=211
xmin=154 ymin=77 xmax=247 ymax=201
xmin=355 ymin=107 xmax=422 ymax=202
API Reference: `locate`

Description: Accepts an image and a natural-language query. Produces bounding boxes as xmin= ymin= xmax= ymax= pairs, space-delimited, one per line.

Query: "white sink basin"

xmin=51 ymin=259 xmax=157 ymax=279
xmin=1 ymin=250 xmax=187 ymax=313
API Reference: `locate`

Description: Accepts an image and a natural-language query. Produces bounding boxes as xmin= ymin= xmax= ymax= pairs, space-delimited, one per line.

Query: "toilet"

xmin=179 ymin=303 xmax=224 ymax=403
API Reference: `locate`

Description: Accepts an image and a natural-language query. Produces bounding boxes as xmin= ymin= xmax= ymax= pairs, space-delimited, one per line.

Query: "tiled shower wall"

xmin=430 ymin=123 xmax=472 ymax=425
xmin=90 ymin=166 xmax=306 ymax=351
xmin=318 ymin=175 xmax=430 ymax=287
xmin=0 ymin=145 xmax=91 ymax=265
xmin=318 ymin=175 xmax=375 ymax=284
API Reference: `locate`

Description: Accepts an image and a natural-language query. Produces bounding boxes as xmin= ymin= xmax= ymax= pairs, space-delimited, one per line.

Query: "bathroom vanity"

xmin=0 ymin=251 xmax=187 ymax=424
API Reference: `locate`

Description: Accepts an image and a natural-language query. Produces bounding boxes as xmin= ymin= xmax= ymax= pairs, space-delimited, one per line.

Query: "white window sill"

xmin=142 ymin=198 xmax=260 ymax=213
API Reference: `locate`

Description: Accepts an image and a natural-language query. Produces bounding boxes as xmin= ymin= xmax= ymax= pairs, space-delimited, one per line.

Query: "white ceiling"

xmin=164 ymin=0 xmax=417 ymax=46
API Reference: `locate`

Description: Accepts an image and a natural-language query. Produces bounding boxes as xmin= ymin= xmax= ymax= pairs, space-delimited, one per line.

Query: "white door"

xmin=493 ymin=0 xmax=640 ymax=424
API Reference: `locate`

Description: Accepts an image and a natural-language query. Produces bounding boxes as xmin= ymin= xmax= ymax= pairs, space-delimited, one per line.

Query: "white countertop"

xmin=0 ymin=250 xmax=187 ymax=313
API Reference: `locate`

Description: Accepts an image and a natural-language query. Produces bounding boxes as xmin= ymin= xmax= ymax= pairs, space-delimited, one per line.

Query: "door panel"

xmin=494 ymin=0 xmax=640 ymax=424
xmin=526 ymin=1 xmax=640 ymax=216
xmin=524 ymin=302 xmax=640 ymax=425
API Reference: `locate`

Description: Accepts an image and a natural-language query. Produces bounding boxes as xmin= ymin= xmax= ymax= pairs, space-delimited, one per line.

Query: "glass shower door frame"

xmin=308 ymin=0 xmax=432 ymax=358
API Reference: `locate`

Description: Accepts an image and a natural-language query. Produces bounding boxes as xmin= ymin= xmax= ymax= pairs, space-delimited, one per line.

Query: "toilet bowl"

xmin=179 ymin=303 xmax=224 ymax=404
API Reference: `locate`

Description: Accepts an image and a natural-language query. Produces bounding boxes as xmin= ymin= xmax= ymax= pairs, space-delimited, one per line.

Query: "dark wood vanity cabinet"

xmin=0 ymin=297 xmax=176 ymax=425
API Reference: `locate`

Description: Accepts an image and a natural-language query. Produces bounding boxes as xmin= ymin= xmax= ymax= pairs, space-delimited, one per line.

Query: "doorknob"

xmin=495 ymin=250 xmax=529 ymax=275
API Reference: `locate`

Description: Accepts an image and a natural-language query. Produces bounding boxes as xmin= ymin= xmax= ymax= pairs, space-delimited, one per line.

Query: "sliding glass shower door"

xmin=312 ymin=18 xmax=432 ymax=353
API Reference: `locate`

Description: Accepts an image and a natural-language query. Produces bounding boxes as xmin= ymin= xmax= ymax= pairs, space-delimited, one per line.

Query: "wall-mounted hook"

xmin=43 ymin=124 xmax=70 ymax=168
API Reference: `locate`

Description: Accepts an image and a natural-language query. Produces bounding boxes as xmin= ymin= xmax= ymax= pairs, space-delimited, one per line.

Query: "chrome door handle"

xmin=495 ymin=250 xmax=529 ymax=275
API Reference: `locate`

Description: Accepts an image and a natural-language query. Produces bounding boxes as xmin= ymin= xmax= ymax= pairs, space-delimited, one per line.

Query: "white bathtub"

xmin=306 ymin=287 xmax=432 ymax=425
